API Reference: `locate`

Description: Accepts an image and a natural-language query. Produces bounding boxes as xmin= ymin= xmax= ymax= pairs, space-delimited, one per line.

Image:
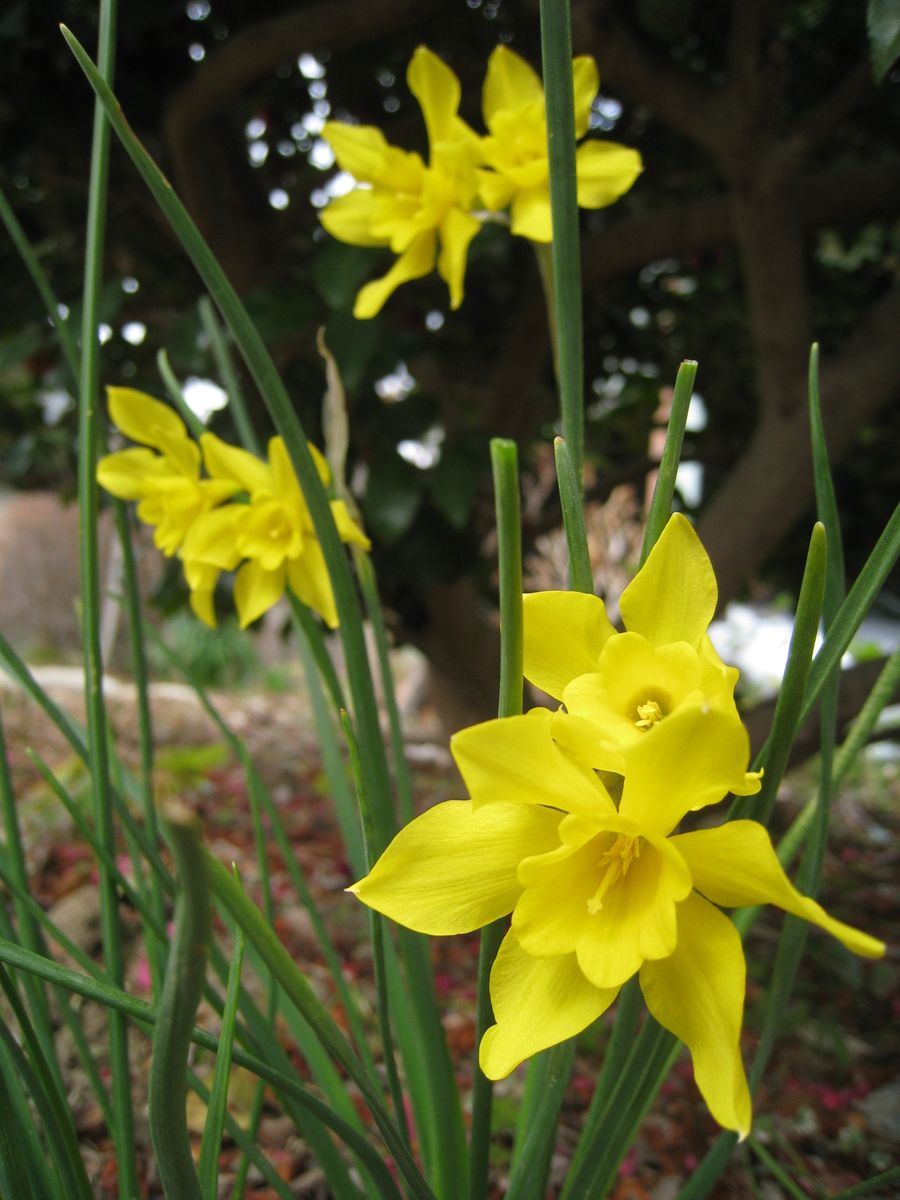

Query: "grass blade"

xmin=149 ymin=804 xmax=212 ymax=1200
xmin=198 ymin=894 xmax=244 ymax=1200
xmin=641 ymin=360 xmax=697 ymax=564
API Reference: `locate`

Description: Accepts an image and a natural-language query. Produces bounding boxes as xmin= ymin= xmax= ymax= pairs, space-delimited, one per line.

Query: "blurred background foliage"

xmin=1 ymin=0 xmax=898 ymax=719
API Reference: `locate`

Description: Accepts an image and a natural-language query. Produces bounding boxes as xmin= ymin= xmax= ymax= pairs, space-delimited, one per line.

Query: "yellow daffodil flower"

xmin=182 ymin=433 xmax=369 ymax=629
xmin=351 ymin=703 xmax=884 ymax=1135
xmin=97 ymin=387 xmax=238 ymax=556
xmin=320 ymin=46 xmax=483 ymax=318
xmin=478 ymin=44 xmax=642 ymax=242
xmin=523 ymin=514 xmax=759 ymax=795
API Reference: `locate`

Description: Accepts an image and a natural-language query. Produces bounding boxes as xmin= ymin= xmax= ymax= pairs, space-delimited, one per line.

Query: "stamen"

xmin=586 ymin=835 xmax=640 ymax=913
xmin=634 ymin=699 xmax=664 ymax=730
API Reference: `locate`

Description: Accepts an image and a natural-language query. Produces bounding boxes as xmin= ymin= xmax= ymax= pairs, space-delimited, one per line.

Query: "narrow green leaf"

xmin=799 ymin=502 xmax=900 ymax=727
xmin=0 ymin=937 xmax=400 ymax=1200
xmin=505 ymin=1042 xmax=576 ymax=1200
xmin=198 ymin=295 xmax=260 ymax=455
xmin=203 ymin=853 xmax=437 ymax=1200
xmin=157 ymin=348 xmax=206 ymax=438
xmin=198 ymin=908 xmax=244 ymax=1200
xmin=832 ymin=1166 xmax=900 ymax=1198
xmin=0 ymin=968 xmax=94 ymax=1200
xmin=149 ymin=806 xmax=211 ymax=1200
xmin=641 ymin=360 xmax=698 ymax=564
xmin=75 ymin=1 xmax=138 ymax=1186
xmin=730 ymin=523 xmax=827 ymax=827
xmin=0 ymin=1042 xmax=40 ymax=1200
xmin=554 ymin=436 xmax=593 ymax=594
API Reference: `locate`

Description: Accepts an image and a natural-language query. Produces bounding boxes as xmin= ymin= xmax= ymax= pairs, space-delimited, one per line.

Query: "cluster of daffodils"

xmin=97 ymin=387 xmax=368 ymax=629
xmin=320 ymin=45 xmax=643 ymax=318
xmin=350 ymin=516 xmax=884 ymax=1135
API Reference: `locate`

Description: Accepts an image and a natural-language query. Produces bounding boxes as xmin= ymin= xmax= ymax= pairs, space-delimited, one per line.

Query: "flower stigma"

xmin=587 ymin=834 xmax=641 ymax=913
xmin=634 ymin=699 xmax=665 ymax=730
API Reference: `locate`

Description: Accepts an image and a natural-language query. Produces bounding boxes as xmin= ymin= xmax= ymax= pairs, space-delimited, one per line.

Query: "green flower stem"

xmin=640 ymin=361 xmax=698 ymax=565
xmin=287 ymin=590 xmax=348 ymax=711
xmin=157 ymin=348 xmax=206 ymax=439
xmin=554 ymin=435 xmax=593 ymax=594
xmin=112 ymin=497 xmax=166 ymax=994
xmin=0 ymin=184 xmax=80 ymax=385
xmin=470 ymin=441 xmax=525 ymax=1200
xmin=491 ymin=439 xmax=524 ymax=719
xmin=354 ymin=548 xmax=416 ymax=826
xmin=563 ymin=1021 xmax=677 ymax=1199
xmin=198 ymin=295 xmax=261 ymax=455
xmin=730 ymin=523 xmax=827 ymax=827
xmin=290 ymin=607 xmax=367 ymax=876
xmin=198 ymin=893 xmax=244 ymax=1200
xmin=539 ymin=0 xmax=584 ymax=484
xmin=75 ymin=2 xmax=138 ymax=1190
xmin=149 ymin=804 xmax=211 ymax=1200
xmin=564 ymin=977 xmax=642 ymax=1187
xmin=505 ymin=1042 xmax=576 ymax=1200
xmin=61 ymin=26 xmax=396 ymax=855
xmin=203 ymin=851 xmax=438 ymax=1200
xmin=0 ymin=937 xmax=402 ymax=1200
xmin=340 ymin=711 xmax=411 ymax=1151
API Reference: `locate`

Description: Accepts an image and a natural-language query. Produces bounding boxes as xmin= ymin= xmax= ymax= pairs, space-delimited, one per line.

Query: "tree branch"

xmin=581 ymin=158 xmax=900 ymax=285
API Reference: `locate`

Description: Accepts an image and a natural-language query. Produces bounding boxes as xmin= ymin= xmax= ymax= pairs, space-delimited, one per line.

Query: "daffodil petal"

xmin=234 ymin=560 xmax=285 ymax=628
xmin=320 ymin=190 xmax=387 ymax=247
xmin=477 ymin=168 xmax=516 ymax=213
xmin=287 ymin=541 xmax=338 ymax=628
xmin=572 ymin=56 xmax=599 ymax=137
xmin=349 ymin=800 xmax=562 ymax=934
xmin=189 ymin=587 xmax=217 ymax=628
xmin=181 ymin=506 xmax=244 ymax=570
xmin=407 ymin=45 xmax=462 ymax=149
xmin=479 ymin=931 xmax=618 ymax=1079
xmin=96 ymin=448 xmax=164 ymax=499
xmin=353 ymin=230 xmax=437 ymax=319
xmin=437 ymin=208 xmax=481 ymax=310
xmin=321 ymin=122 xmax=389 ymax=183
xmin=482 ymin=45 xmax=543 ymax=128
xmin=107 ymin=386 xmax=187 ymax=450
xmin=672 ymin=821 xmax=886 ymax=958
xmin=575 ymin=140 xmax=643 ymax=209
xmin=451 ymin=708 xmax=613 ymax=817
xmin=510 ymin=186 xmax=552 ymax=243
xmin=550 ymin=707 xmax=625 ymax=771
xmin=522 ymin=590 xmax=615 ymax=699
xmin=640 ymin=892 xmax=752 ymax=1137
xmin=330 ymin=500 xmax=370 ymax=549
xmin=619 ymin=513 xmax=717 ymax=647
xmin=620 ymin=704 xmax=752 ymax=835
xmin=201 ymin=432 xmax=271 ymax=494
